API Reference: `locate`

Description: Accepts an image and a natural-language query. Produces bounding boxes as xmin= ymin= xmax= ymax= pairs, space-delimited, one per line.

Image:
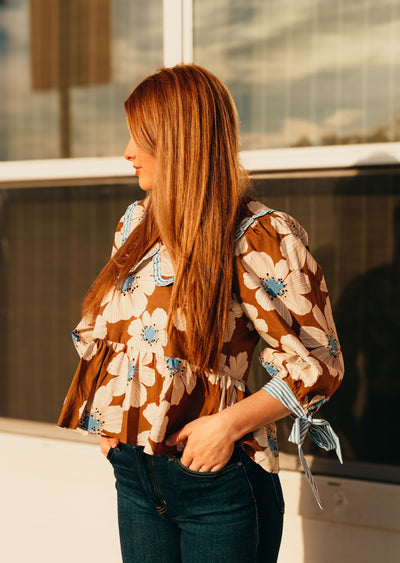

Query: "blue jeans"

xmin=107 ymin=443 xmax=284 ymax=563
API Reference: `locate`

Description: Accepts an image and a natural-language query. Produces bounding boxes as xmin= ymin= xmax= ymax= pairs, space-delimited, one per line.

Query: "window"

xmin=0 ymin=0 xmax=163 ymax=160
xmin=194 ymin=0 xmax=400 ymax=150
xmin=247 ymin=168 xmax=400 ymax=481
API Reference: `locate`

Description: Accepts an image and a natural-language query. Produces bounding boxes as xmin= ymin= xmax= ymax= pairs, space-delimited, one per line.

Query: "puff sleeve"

xmin=234 ymin=205 xmax=344 ymax=507
xmin=72 ymin=200 xmax=145 ymax=358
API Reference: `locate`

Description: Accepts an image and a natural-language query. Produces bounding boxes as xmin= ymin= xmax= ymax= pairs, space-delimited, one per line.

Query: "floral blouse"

xmin=58 ymin=198 xmax=344 ymax=506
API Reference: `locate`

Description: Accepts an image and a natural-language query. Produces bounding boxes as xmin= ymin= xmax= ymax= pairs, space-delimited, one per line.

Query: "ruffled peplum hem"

xmin=57 ymin=338 xmax=280 ymax=471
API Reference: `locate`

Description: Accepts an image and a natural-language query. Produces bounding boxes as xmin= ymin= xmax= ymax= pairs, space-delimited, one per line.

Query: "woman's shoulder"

xmin=235 ymin=198 xmax=309 ymax=249
xmin=112 ymin=199 xmax=147 ymax=253
xmin=118 ymin=198 xmax=147 ymax=244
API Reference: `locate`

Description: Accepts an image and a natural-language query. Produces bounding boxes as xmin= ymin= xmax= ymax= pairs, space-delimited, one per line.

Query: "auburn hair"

xmin=82 ymin=64 xmax=249 ymax=374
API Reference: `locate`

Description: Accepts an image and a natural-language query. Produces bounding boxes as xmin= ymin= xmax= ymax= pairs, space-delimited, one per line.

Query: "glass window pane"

xmin=194 ymin=0 xmax=400 ymax=150
xmin=1 ymin=172 xmax=399 ymax=477
xmin=245 ymin=170 xmax=400 ymax=474
xmin=0 ymin=0 xmax=163 ymax=160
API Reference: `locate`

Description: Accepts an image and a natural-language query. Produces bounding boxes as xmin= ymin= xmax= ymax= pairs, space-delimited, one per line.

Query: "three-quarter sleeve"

xmin=234 ymin=205 xmax=344 ymax=507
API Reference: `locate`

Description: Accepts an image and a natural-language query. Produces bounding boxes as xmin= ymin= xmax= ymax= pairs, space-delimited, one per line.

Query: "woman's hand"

xmin=100 ymin=435 xmax=120 ymax=456
xmin=164 ymin=413 xmax=236 ymax=472
xmin=164 ymin=391 xmax=291 ymax=471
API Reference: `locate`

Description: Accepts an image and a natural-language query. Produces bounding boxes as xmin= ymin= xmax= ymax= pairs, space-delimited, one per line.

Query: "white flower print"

xmin=320 ymin=277 xmax=328 ymax=293
xmin=269 ymin=212 xmax=308 ymax=246
xmin=127 ymin=308 xmax=168 ymax=360
xmin=281 ymin=333 xmax=312 ymax=359
xmin=223 ymin=351 xmax=249 ymax=380
xmin=259 ymin=331 xmax=323 ymax=388
xmin=279 ymin=233 xmax=317 ymax=274
xmin=157 ymin=357 xmax=197 ymax=406
xmin=105 ymin=351 xmax=156 ymax=408
xmin=247 ymin=200 xmax=269 ymax=216
xmin=143 ymin=400 xmax=170 ymax=443
xmin=174 ymin=308 xmax=187 ymax=332
xmin=300 ymin=303 xmax=343 ymax=377
xmin=122 ymin=361 xmax=156 ymax=409
xmin=137 ymin=429 xmax=151 ymax=445
xmin=213 ymin=353 xmax=248 ymax=408
xmin=106 ymin=351 xmax=135 ymax=395
xmin=241 ymin=303 xmax=279 ymax=348
xmin=102 ymin=263 xmax=155 ymax=322
xmin=72 ymin=314 xmax=107 ymax=359
xmin=280 ymin=334 xmax=322 ymax=386
xmin=243 ymin=251 xmax=312 ymax=326
xmin=92 ymin=314 xmax=108 ymax=340
xmin=253 ymin=423 xmax=279 ymax=458
xmin=81 ymin=341 xmax=99 ymax=362
xmin=78 ymin=386 xmax=123 ymax=435
xmin=234 ymin=234 xmax=248 ymax=256
xmin=224 ymin=297 xmax=243 ymax=342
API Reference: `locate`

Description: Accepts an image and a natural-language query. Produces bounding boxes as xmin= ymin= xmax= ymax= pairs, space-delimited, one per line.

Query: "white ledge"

xmin=241 ymin=142 xmax=400 ymax=171
xmin=0 ymin=143 xmax=399 ymax=184
xmin=0 ymin=156 xmax=133 ymax=183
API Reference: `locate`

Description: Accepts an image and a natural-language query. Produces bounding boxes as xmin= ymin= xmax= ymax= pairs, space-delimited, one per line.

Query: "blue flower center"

xmin=327 ymin=334 xmax=339 ymax=358
xmin=261 ymin=360 xmax=279 ymax=377
xmin=261 ymin=275 xmax=286 ymax=299
xmin=80 ymin=411 xmax=103 ymax=434
xmin=128 ymin=360 xmax=136 ymax=382
xmin=121 ymin=275 xmax=139 ymax=294
xmin=72 ymin=329 xmax=80 ymax=344
xmin=166 ymin=357 xmax=181 ymax=376
xmin=267 ymin=435 xmax=279 ymax=458
xmin=142 ymin=325 xmax=158 ymax=344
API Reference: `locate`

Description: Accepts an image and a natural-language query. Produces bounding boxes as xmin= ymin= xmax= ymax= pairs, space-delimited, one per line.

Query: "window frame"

xmin=1 ymin=143 xmax=400 ymax=188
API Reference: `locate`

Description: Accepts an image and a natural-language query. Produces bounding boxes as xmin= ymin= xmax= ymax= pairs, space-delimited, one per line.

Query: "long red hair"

xmin=83 ymin=64 xmax=249 ymax=373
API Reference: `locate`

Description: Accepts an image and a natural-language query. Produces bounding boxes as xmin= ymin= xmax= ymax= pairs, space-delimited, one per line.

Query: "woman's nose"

xmin=124 ymin=139 xmax=136 ymax=161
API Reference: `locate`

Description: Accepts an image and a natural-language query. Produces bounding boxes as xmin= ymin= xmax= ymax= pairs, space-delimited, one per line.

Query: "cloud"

xmin=323 ymin=109 xmax=361 ymax=129
xmin=241 ymin=117 xmax=328 ymax=150
xmin=195 ymin=0 xmax=400 ymax=84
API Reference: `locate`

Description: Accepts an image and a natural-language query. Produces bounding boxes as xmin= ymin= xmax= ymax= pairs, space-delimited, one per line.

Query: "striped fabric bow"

xmin=288 ymin=413 xmax=343 ymax=510
xmin=263 ymin=376 xmax=343 ymax=510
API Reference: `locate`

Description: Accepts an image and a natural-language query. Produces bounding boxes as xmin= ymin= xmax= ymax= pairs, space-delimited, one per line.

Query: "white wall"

xmin=1 ymin=431 xmax=399 ymax=563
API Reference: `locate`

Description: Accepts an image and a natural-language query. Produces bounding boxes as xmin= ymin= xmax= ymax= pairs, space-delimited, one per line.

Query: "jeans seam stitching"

xmin=238 ymin=455 xmax=260 ymax=554
xmin=149 ymin=456 xmax=167 ymax=514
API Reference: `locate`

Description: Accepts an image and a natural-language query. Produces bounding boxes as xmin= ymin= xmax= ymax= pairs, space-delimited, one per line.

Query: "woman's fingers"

xmin=100 ymin=435 xmax=119 ymax=456
xmin=164 ymin=425 xmax=190 ymax=447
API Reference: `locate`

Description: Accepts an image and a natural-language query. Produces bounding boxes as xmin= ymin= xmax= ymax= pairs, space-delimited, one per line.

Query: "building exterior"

xmin=1 ymin=1 xmax=399 ymax=561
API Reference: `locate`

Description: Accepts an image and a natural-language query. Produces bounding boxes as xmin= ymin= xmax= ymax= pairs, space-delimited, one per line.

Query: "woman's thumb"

xmin=164 ymin=426 xmax=189 ymax=446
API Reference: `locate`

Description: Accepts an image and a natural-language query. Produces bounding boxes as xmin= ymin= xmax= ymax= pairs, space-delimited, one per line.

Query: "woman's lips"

xmin=133 ymin=166 xmax=141 ymax=175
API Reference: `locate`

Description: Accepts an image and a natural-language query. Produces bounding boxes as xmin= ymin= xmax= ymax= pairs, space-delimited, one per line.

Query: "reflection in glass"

xmin=0 ymin=0 xmax=163 ymax=160
xmin=245 ymin=170 xmax=400 ymax=472
xmin=194 ymin=0 xmax=400 ymax=150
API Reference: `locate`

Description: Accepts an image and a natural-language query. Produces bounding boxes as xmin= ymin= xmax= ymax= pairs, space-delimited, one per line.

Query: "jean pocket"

xmin=106 ymin=443 xmax=122 ymax=462
xmin=174 ymin=453 xmax=241 ymax=478
xmin=106 ymin=447 xmax=116 ymax=461
xmin=270 ymin=473 xmax=285 ymax=514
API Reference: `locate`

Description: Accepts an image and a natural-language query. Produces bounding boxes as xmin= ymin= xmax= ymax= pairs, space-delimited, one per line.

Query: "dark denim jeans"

xmin=107 ymin=443 xmax=284 ymax=563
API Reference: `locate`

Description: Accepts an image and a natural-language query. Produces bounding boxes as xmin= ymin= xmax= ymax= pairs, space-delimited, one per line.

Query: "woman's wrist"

xmin=217 ymin=390 xmax=291 ymax=443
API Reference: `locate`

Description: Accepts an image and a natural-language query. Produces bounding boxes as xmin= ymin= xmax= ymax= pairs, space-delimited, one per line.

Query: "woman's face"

xmin=124 ymin=136 xmax=156 ymax=191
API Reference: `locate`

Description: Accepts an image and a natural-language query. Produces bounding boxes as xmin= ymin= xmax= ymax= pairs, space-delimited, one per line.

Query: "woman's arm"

xmin=165 ymin=391 xmax=290 ymax=471
xmin=167 ymin=208 xmax=344 ymax=475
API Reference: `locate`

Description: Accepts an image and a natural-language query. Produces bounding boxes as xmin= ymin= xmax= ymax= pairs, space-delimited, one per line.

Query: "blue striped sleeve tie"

xmin=262 ymin=376 xmax=343 ymax=510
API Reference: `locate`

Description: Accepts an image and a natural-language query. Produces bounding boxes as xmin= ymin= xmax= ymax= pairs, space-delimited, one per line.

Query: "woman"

xmin=58 ymin=64 xmax=344 ymax=562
